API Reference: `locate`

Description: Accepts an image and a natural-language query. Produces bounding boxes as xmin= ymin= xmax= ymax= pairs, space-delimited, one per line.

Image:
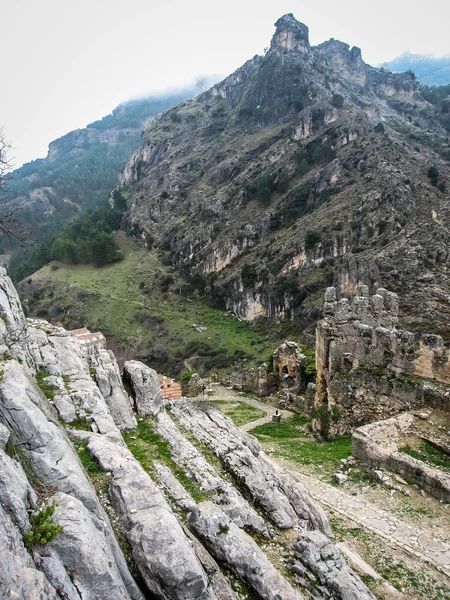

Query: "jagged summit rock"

xmin=270 ymin=14 xmax=310 ymax=55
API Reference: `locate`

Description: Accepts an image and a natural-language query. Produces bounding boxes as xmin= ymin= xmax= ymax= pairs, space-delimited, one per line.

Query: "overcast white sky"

xmin=2 ymin=0 xmax=449 ymax=169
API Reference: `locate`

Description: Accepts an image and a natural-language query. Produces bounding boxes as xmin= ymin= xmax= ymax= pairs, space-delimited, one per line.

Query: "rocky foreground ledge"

xmin=0 ymin=267 xmax=374 ymax=599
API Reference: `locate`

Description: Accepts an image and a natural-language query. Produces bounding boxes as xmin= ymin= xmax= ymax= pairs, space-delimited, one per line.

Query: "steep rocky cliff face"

xmin=0 ymin=268 xmax=376 ymax=599
xmin=121 ymin=14 xmax=450 ymax=339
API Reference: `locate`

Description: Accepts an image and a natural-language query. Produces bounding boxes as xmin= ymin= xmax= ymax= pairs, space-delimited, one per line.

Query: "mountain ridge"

xmin=2 ymin=87 xmax=212 ymax=257
xmin=381 ymin=52 xmax=450 ymax=86
xmin=118 ymin=14 xmax=450 ymax=339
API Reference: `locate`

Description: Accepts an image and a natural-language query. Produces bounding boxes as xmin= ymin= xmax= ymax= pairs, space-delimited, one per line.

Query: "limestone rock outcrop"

xmin=92 ymin=348 xmax=137 ymax=430
xmin=123 ymin=360 xmax=163 ymax=416
xmin=87 ymin=434 xmax=209 ymax=599
xmin=288 ymin=531 xmax=376 ymax=599
xmin=0 ymin=266 xmax=371 ymax=599
xmin=169 ymin=401 xmax=331 ymax=535
xmin=157 ymin=411 xmax=268 ymax=535
xmin=0 ymin=503 xmax=60 ymax=600
xmin=40 ymin=492 xmax=132 ymax=600
xmin=189 ymin=501 xmax=304 ymax=600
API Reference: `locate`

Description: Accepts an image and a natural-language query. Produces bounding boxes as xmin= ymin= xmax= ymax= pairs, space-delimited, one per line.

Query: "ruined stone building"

xmin=71 ymin=327 xmax=106 ymax=356
xmin=315 ymin=285 xmax=450 ymax=433
xmin=158 ymin=374 xmax=182 ymax=400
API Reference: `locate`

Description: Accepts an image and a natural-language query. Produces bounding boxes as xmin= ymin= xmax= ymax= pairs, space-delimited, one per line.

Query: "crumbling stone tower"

xmin=314 ymin=285 xmax=450 ymax=433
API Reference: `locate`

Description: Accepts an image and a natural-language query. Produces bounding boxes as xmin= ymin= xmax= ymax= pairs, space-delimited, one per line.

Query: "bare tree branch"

xmin=0 ymin=129 xmax=29 ymax=244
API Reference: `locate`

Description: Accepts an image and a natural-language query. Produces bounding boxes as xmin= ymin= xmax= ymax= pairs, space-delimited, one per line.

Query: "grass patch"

xmin=76 ymin=444 xmax=103 ymax=475
xmin=69 ymin=417 xmax=93 ymax=431
xmin=210 ymin=401 xmax=265 ymax=426
xmin=253 ymin=414 xmax=352 ymax=476
xmin=22 ymin=233 xmax=274 ymax=378
xmin=275 ymin=436 xmax=352 ymax=473
xmin=397 ymin=501 xmax=435 ymax=519
xmin=70 ymin=438 xmax=136 ymax=575
xmin=35 ymin=371 xmax=56 ymax=400
xmin=122 ymin=419 xmax=208 ymax=503
xmin=252 ymin=413 xmax=310 ymax=440
xmin=400 ymin=440 xmax=450 ymax=472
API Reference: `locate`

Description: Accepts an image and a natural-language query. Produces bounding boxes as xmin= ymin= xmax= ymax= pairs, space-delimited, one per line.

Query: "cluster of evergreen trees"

xmin=8 ymin=202 xmax=124 ymax=282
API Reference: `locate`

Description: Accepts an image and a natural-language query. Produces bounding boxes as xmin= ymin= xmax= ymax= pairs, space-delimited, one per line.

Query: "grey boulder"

xmin=87 ymin=434 xmax=208 ymax=599
xmin=0 ymin=502 xmax=59 ymax=599
xmin=41 ymin=492 xmax=132 ymax=600
xmin=123 ymin=360 xmax=163 ymax=416
xmin=189 ymin=501 xmax=304 ymax=600
xmin=288 ymin=531 xmax=376 ymax=600
xmin=92 ymin=349 xmax=137 ymax=430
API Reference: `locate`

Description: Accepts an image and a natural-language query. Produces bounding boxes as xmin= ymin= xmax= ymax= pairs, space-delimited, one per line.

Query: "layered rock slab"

xmin=92 ymin=348 xmax=137 ymax=430
xmin=157 ymin=411 xmax=268 ymax=535
xmin=189 ymin=501 xmax=304 ymax=600
xmin=40 ymin=492 xmax=132 ymax=600
xmin=123 ymin=360 xmax=163 ymax=417
xmin=27 ymin=319 xmax=122 ymax=441
xmin=0 ymin=426 xmax=36 ymax=532
xmin=0 ymin=503 xmax=60 ymax=600
xmin=288 ymin=531 xmax=376 ymax=600
xmin=87 ymin=434 xmax=210 ymax=599
xmin=0 ymin=359 xmax=142 ymax=600
xmin=169 ymin=402 xmax=330 ymax=534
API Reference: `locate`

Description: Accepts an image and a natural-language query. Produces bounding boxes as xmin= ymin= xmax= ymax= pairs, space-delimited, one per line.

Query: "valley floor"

xmin=205 ymin=385 xmax=450 ymax=600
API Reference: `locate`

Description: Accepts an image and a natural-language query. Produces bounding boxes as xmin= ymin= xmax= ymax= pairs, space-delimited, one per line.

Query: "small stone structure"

xmin=315 ymin=286 xmax=450 ymax=432
xmin=70 ymin=327 xmax=106 ymax=356
xmin=158 ymin=374 xmax=182 ymax=400
xmin=352 ymin=413 xmax=450 ymax=503
xmin=273 ymin=341 xmax=308 ymax=392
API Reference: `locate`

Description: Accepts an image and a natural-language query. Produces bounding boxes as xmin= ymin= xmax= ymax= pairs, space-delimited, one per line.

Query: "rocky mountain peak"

xmin=270 ymin=13 xmax=310 ymax=55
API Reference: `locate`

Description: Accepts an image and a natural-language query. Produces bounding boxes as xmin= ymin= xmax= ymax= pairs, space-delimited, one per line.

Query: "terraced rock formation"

xmin=0 ymin=267 xmax=375 ymax=599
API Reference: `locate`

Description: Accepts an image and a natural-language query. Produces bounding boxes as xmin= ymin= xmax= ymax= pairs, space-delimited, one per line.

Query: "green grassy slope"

xmin=20 ymin=233 xmax=274 ymax=377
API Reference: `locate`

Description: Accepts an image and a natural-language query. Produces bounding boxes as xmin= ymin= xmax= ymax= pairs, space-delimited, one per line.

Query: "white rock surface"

xmin=155 ymin=462 xmax=197 ymax=511
xmin=53 ymin=391 xmax=77 ymax=422
xmin=0 ymin=502 xmax=59 ymax=599
xmin=35 ymin=549 xmax=82 ymax=600
xmin=123 ymin=360 xmax=163 ymax=416
xmin=0 ymin=266 xmax=33 ymax=365
xmin=27 ymin=319 xmax=122 ymax=441
xmin=40 ymin=492 xmax=132 ymax=600
xmin=87 ymin=434 xmax=209 ymax=599
xmin=170 ymin=402 xmax=330 ymax=533
xmin=0 ymin=421 xmax=10 ymax=450
xmin=0 ymin=360 xmax=142 ymax=600
xmin=157 ymin=411 xmax=268 ymax=534
xmin=189 ymin=501 xmax=304 ymax=600
xmin=288 ymin=531 xmax=376 ymax=600
xmin=92 ymin=349 xmax=137 ymax=430
xmin=0 ymin=444 xmax=36 ymax=532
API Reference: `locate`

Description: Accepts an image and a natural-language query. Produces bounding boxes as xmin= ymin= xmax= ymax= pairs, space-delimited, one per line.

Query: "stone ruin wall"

xmin=315 ymin=285 xmax=450 ymax=432
xmin=273 ymin=341 xmax=307 ymax=390
xmin=226 ymin=341 xmax=310 ymax=401
xmin=352 ymin=413 xmax=450 ymax=502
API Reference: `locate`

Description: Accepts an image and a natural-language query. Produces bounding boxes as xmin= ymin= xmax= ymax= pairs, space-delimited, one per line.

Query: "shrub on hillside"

xmin=331 ymin=93 xmax=344 ymax=108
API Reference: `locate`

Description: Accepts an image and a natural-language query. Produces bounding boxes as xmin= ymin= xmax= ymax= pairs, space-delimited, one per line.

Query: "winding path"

xmin=288 ymin=469 xmax=450 ymax=578
xmin=205 ymin=386 xmax=450 ymax=579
